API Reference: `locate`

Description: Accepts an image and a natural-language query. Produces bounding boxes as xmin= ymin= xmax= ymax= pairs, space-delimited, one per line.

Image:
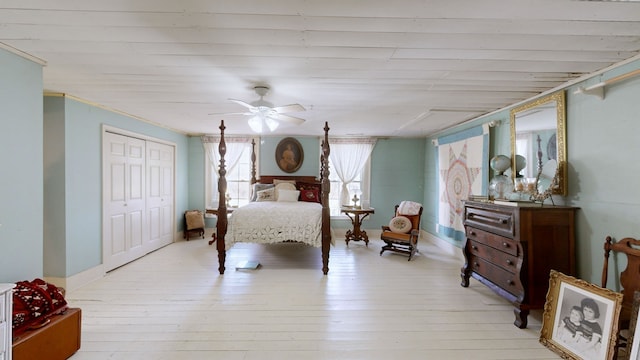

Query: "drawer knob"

xmin=471 ymin=245 xmax=478 ymax=250
xmin=474 ymin=262 xmax=479 ymax=267
xmin=507 ymin=280 xmax=514 ymax=285
xmin=506 ymin=259 xmax=513 ymax=265
xmin=502 ymin=242 xmax=509 ymax=248
xmin=501 ymin=219 xmax=508 ymax=224
xmin=469 ymin=231 xmax=476 ymax=236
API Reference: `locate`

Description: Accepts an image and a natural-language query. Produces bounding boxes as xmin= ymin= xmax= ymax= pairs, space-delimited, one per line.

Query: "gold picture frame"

xmin=623 ymin=291 xmax=640 ymax=360
xmin=540 ymin=270 xmax=623 ymax=360
xmin=275 ymin=137 xmax=303 ymax=173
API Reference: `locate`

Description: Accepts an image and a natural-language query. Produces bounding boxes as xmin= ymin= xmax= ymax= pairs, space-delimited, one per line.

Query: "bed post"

xmin=321 ymin=122 xmax=331 ymax=275
xmin=250 ymin=138 xmax=257 ymax=184
xmin=216 ymin=120 xmax=228 ymax=274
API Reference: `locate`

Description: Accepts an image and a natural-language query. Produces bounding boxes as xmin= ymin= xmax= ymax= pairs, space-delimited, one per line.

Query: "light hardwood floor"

xmin=66 ymin=233 xmax=560 ymax=360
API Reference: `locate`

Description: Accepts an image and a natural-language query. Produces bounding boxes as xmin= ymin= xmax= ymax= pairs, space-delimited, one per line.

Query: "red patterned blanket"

xmin=12 ymin=278 xmax=68 ymax=336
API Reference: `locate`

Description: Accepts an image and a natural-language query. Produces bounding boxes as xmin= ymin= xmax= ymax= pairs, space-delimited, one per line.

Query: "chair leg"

xmin=408 ymin=246 xmax=415 ymax=261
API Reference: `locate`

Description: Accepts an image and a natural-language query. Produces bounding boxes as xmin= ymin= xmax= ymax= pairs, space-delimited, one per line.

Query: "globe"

xmin=490 ymin=155 xmax=511 ymax=175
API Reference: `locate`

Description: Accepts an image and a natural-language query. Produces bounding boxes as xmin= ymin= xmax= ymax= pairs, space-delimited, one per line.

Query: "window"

xmin=221 ymin=149 xmax=253 ymax=208
xmin=328 ymin=138 xmax=376 ymax=217
xmin=202 ymin=136 xmax=256 ymax=209
xmin=328 ymin=157 xmax=371 ymax=216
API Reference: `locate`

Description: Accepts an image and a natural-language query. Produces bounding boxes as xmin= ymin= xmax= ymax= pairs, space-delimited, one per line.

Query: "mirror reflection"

xmin=510 ymin=91 xmax=567 ymax=196
xmin=537 ymin=159 xmax=557 ymax=193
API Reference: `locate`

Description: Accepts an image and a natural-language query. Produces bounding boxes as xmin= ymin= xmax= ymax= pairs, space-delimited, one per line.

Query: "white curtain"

xmin=515 ymin=132 xmax=535 ymax=178
xmin=202 ymin=136 xmax=253 ymax=206
xmin=329 ymin=138 xmax=376 ymax=206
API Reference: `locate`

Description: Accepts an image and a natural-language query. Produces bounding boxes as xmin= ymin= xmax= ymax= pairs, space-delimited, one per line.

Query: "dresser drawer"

xmin=465 ymin=205 xmax=515 ymax=238
xmin=468 ymin=239 xmax=519 ymax=273
xmin=0 ymin=321 xmax=6 ymax=353
xmin=0 ymin=295 xmax=4 ymax=322
xmin=466 ymin=226 xmax=518 ymax=257
xmin=470 ymin=256 xmax=523 ymax=296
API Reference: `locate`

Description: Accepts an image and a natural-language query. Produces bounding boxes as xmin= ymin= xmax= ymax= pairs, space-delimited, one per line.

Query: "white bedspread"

xmin=226 ymin=201 xmax=326 ymax=247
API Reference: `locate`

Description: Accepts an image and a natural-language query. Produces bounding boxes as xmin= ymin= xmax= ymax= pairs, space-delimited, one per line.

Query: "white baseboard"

xmin=45 ymin=264 xmax=105 ymax=293
xmin=421 ymin=231 xmax=465 ymax=262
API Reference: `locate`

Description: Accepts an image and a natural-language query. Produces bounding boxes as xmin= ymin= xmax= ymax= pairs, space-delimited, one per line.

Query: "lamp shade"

xmin=248 ymin=114 xmax=279 ymax=133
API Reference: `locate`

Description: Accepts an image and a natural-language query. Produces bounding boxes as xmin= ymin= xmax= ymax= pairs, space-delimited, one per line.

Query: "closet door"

xmin=103 ymin=132 xmax=147 ymax=271
xmin=146 ymin=141 xmax=175 ymax=251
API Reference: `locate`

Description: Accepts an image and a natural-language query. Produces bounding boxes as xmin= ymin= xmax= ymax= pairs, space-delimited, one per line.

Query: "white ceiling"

xmin=2 ymin=0 xmax=640 ymax=137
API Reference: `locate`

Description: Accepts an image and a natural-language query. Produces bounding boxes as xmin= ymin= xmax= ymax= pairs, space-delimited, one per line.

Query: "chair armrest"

xmin=410 ymin=229 xmax=420 ymax=236
xmin=381 ymin=225 xmax=391 ymax=231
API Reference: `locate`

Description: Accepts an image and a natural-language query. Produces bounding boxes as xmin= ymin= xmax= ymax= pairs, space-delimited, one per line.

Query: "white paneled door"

xmin=103 ymin=132 xmax=146 ymax=271
xmin=103 ymin=131 xmax=175 ymax=272
xmin=146 ymin=141 xmax=174 ymax=252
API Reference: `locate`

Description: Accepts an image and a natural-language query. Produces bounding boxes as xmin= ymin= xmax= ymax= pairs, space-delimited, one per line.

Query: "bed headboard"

xmin=256 ymin=175 xmax=320 ymax=185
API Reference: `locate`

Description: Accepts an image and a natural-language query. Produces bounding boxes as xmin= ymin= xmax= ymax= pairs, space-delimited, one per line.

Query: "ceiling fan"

xmin=215 ymin=86 xmax=306 ymax=132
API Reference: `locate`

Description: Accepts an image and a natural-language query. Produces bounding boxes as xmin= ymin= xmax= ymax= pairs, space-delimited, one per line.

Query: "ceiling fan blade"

xmin=208 ymin=111 xmax=251 ymax=116
xmin=274 ymin=113 xmax=305 ymax=125
xmin=228 ymin=99 xmax=255 ymax=109
xmin=273 ymin=103 xmax=305 ymax=113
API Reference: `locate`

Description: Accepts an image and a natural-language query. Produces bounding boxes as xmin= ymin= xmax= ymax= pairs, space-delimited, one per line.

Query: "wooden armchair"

xmin=602 ymin=236 xmax=640 ymax=356
xmin=380 ymin=202 xmax=423 ymax=261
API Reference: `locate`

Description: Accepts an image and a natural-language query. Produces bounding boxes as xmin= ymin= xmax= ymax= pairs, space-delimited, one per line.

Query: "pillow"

xmin=273 ymin=179 xmax=296 ymax=186
xmin=389 ymin=216 xmax=412 ymax=233
xmin=250 ymin=183 xmax=275 ymax=202
xmin=256 ymin=187 xmax=276 ymax=201
xmin=297 ymin=182 xmax=322 ymax=203
xmin=275 ymin=182 xmax=296 ymax=200
xmin=185 ymin=210 xmax=205 ymax=230
xmin=277 ymin=189 xmax=300 ymax=202
xmin=299 ymin=188 xmax=320 ymax=203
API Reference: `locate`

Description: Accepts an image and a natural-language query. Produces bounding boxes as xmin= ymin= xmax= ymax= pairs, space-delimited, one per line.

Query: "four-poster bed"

xmin=215 ymin=121 xmax=332 ymax=274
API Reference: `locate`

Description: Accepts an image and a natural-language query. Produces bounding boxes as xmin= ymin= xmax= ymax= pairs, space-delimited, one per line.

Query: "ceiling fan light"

xmin=265 ymin=117 xmax=279 ymax=132
xmin=248 ymin=116 xmax=263 ymax=133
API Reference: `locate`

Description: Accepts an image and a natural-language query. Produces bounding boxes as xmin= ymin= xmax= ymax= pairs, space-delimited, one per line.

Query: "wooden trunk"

xmin=12 ymin=308 xmax=81 ymax=360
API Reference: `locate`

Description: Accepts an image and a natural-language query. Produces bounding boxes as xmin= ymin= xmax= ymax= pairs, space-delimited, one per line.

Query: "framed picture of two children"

xmin=540 ymin=270 xmax=623 ymax=360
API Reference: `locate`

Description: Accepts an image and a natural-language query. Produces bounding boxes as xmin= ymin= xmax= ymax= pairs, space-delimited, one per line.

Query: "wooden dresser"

xmin=0 ymin=284 xmax=15 ymax=360
xmin=460 ymin=200 xmax=577 ymax=328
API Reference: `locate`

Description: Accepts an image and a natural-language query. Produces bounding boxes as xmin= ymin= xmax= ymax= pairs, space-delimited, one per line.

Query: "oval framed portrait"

xmin=275 ymin=137 xmax=304 ymax=173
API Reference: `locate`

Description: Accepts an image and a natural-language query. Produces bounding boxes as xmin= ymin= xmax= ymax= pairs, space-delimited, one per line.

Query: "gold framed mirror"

xmin=510 ymin=90 xmax=567 ymax=196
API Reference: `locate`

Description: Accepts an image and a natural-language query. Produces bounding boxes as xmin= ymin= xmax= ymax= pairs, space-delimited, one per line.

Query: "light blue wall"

xmin=565 ymin=61 xmax=640 ymax=284
xmin=0 ymin=48 xmax=44 ymax=282
xmin=260 ymin=136 xmax=321 ymax=176
xmin=43 ymin=97 xmax=66 ymax=277
xmin=365 ymin=138 xmax=425 ymax=227
xmin=424 ymin=59 xmax=640 ymax=286
xmin=188 ymin=136 xmax=207 ymax=211
xmin=41 ymin=95 xmax=190 ymax=278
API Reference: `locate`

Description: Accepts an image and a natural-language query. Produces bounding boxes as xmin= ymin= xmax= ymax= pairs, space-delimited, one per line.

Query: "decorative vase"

xmin=489 ymin=155 xmax=514 ymax=200
xmin=489 ymin=174 xmax=514 ymax=200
